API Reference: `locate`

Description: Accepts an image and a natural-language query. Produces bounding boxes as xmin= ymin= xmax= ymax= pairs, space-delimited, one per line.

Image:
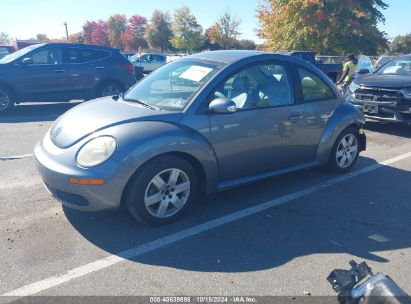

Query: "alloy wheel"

xmin=101 ymin=85 xmax=120 ymax=97
xmin=144 ymin=168 xmax=191 ymax=219
xmin=336 ymin=134 xmax=358 ymax=168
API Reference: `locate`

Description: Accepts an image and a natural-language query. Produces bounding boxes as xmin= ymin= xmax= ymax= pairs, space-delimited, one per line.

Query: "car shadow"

xmin=64 ymin=155 xmax=411 ymax=273
xmin=0 ymin=101 xmax=82 ymax=123
xmin=364 ymin=120 xmax=411 ymax=138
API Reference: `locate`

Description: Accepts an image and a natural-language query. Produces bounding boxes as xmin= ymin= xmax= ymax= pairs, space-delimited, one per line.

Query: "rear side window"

xmin=63 ymin=48 xmax=111 ymax=64
xmin=81 ymin=49 xmax=111 ymax=62
xmin=297 ymin=67 xmax=335 ymax=101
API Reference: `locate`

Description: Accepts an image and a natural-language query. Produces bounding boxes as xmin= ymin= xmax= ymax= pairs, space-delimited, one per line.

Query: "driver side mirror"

xmin=208 ymin=97 xmax=237 ymax=114
xmin=21 ymin=57 xmax=33 ymax=65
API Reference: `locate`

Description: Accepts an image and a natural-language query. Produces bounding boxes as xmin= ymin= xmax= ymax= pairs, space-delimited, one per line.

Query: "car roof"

xmin=189 ymin=50 xmax=268 ymax=64
xmin=187 ymin=50 xmax=306 ymax=65
xmin=40 ymin=43 xmax=117 ymax=51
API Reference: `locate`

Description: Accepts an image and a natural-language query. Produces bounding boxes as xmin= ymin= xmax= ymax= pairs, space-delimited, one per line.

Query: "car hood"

xmin=50 ymin=97 xmax=183 ymax=149
xmin=355 ymin=74 xmax=411 ymax=88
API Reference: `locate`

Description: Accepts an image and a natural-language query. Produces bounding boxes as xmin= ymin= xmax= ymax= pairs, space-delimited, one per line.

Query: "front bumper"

xmin=33 ymin=134 xmax=136 ymax=212
xmin=345 ymin=92 xmax=411 ymax=125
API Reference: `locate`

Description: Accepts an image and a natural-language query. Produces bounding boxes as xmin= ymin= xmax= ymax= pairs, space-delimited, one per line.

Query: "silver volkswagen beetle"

xmin=34 ymin=51 xmax=366 ymax=225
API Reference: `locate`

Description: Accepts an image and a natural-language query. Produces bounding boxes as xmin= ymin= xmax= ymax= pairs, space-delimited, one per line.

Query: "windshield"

xmin=123 ymin=58 xmax=224 ymax=112
xmin=0 ymin=44 xmax=43 ymax=64
xmin=377 ymin=56 xmax=411 ymax=76
xmin=356 ymin=55 xmax=374 ymax=73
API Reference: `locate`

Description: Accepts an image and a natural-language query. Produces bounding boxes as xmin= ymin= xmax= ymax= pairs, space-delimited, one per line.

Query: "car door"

xmin=151 ymin=55 xmax=166 ymax=71
xmin=209 ymin=61 xmax=315 ymax=181
xmin=15 ymin=47 xmax=69 ymax=101
xmin=62 ymin=48 xmax=110 ymax=100
xmin=140 ymin=54 xmax=152 ymax=72
xmin=290 ymin=65 xmax=340 ymax=161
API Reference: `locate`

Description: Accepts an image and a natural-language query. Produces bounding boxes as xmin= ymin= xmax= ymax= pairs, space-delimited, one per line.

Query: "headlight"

xmin=348 ymin=82 xmax=359 ymax=93
xmin=401 ymin=89 xmax=411 ymax=99
xmin=76 ymin=136 xmax=117 ymax=168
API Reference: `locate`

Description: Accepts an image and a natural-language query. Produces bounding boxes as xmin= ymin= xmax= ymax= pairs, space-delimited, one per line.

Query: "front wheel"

xmin=125 ymin=155 xmax=198 ymax=225
xmin=327 ymin=127 xmax=360 ymax=173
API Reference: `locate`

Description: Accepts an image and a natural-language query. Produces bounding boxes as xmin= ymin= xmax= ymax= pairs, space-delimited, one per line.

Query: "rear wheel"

xmin=125 ymin=155 xmax=198 ymax=225
xmin=97 ymin=82 xmax=122 ymax=98
xmin=0 ymin=86 xmax=14 ymax=113
xmin=327 ymin=127 xmax=360 ymax=173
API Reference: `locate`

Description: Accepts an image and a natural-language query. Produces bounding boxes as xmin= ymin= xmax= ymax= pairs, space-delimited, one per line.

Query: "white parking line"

xmin=2 ymin=151 xmax=411 ymax=297
xmin=0 ymin=154 xmax=33 ymax=161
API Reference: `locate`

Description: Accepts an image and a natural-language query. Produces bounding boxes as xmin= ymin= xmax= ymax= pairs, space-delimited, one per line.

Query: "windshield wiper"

xmin=123 ymin=98 xmax=159 ymax=110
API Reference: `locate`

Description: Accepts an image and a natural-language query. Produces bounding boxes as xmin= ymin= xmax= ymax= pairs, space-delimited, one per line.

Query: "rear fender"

xmin=316 ymin=102 xmax=365 ymax=165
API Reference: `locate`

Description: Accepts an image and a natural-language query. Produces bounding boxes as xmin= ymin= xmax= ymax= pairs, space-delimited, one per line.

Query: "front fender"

xmin=107 ymin=121 xmax=219 ymax=194
xmin=316 ymin=102 xmax=365 ymax=165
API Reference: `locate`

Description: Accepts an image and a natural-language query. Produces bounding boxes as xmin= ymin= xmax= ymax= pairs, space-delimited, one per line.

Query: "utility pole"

xmin=63 ymin=22 xmax=69 ymax=40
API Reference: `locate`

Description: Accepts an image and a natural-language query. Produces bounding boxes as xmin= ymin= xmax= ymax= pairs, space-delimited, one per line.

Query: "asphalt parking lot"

xmin=1 ymin=102 xmax=411 ymax=300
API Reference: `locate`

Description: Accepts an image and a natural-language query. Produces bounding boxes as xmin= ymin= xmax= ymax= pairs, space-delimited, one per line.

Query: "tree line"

xmin=69 ymin=8 xmax=255 ymax=53
xmin=1 ymin=0 xmax=411 ymax=55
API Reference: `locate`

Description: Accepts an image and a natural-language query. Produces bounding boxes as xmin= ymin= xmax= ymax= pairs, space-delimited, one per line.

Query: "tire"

xmin=125 ymin=155 xmax=198 ymax=225
xmin=97 ymin=82 xmax=123 ymax=98
xmin=0 ymin=85 xmax=14 ymax=113
xmin=327 ymin=127 xmax=360 ymax=174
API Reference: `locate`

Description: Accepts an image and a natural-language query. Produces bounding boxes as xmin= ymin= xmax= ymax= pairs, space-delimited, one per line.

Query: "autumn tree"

xmin=171 ymin=6 xmax=203 ymax=53
xmin=0 ymin=32 xmax=11 ymax=45
xmin=208 ymin=12 xmax=241 ymax=49
xmin=257 ymin=0 xmax=388 ymax=55
xmin=390 ymin=33 xmax=411 ymax=55
xmin=83 ymin=21 xmax=98 ymax=44
xmin=107 ymin=14 xmax=127 ymax=48
xmin=68 ymin=32 xmax=84 ymax=44
xmin=145 ymin=10 xmax=173 ymax=51
xmin=121 ymin=15 xmax=148 ymax=51
xmin=204 ymin=27 xmax=221 ymax=50
xmin=92 ymin=21 xmax=110 ymax=46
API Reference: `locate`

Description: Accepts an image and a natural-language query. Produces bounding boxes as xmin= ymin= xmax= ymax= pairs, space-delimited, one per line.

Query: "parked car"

xmin=374 ymin=55 xmax=396 ymax=71
xmin=34 ymin=50 xmax=366 ymax=225
xmin=0 ymin=45 xmax=16 ymax=59
xmin=0 ymin=43 xmax=136 ymax=113
xmin=276 ymin=51 xmax=343 ymax=82
xmin=130 ymin=52 xmax=166 ymax=73
xmin=344 ymin=54 xmax=411 ymax=125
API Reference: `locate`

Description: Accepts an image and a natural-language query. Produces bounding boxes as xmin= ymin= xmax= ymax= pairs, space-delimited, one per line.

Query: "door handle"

xmin=288 ymin=113 xmax=303 ymax=120
xmin=71 ymin=74 xmax=80 ymax=77
xmin=95 ymin=66 xmax=105 ymax=70
xmin=53 ymin=69 xmax=66 ymax=73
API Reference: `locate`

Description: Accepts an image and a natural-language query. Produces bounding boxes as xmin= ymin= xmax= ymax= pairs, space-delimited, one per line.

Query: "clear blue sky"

xmin=0 ymin=0 xmax=409 ymax=42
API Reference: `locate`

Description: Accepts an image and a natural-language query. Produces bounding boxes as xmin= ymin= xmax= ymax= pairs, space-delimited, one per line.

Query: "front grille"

xmin=45 ymin=183 xmax=89 ymax=207
xmin=355 ymin=87 xmax=405 ymax=106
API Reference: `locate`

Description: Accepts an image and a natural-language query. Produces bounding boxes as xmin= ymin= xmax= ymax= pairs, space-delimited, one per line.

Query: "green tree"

xmin=171 ymin=6 xmax=203 ymax=53
xmin=107 ymin=14 xmax=127 ymax=48
xmin=208 ymin=12 xmax=241 ymax=49
xmin=390 ymin=33 xmax=411 ymax=55
xmin=0 ymin=32 xmax=11 ymax=45
xmin=257 ymin=0 xmax=389 ymax=55
xmin=145 ymin=10 xmax=173 ymax=52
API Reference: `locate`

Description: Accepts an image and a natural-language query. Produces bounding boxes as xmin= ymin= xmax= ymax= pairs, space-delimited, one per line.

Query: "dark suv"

xmin=0 ymin=43 xmax=136 ymax=113
xmin=344 ymin=54 xmax=411 ymax=125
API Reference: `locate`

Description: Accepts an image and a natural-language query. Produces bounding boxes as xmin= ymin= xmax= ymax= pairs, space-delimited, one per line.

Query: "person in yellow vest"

xmin=337 ymin=54 xmax=358 ymax=89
